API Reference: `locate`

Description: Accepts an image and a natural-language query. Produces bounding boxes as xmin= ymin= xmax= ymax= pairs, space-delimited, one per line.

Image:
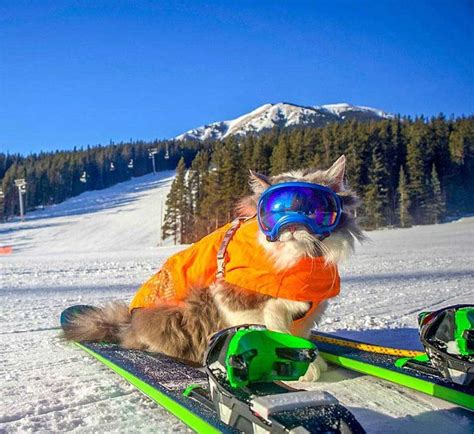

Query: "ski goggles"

xmin=257 ymin=182 xmax=342 ymax=242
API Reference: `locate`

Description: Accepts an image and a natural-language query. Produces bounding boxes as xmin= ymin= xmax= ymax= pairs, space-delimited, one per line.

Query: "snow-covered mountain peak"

xmin=176 ymin=101 xmax=393 ymax=141
xmin=320 ymin=103 xmax=393 ymax=119
xmin=319 ymin=103 xmax=357 ymax=114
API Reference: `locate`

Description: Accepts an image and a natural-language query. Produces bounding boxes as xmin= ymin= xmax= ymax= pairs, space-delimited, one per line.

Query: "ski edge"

xmin=319 ymin=350 xmax=474 ymax=411
xmin=74 ymin=342 xmax=221 ymax=434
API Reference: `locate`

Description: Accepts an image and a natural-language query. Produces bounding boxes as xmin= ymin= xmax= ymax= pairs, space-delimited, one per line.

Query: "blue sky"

xmin=1 ymin=0 xmax=473 ymax=155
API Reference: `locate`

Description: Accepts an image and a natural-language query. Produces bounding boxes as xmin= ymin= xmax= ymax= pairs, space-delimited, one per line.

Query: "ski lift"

xmin=14 ymin=179 xmax=27 ymax=221
xmin=14 ymin=179 xmax=27 ymax=193
xmin=128 ymin=159 xmax=134 ymax=169
xmin=80 ymin=171 xmax=87 ymax=183
xmin=148 ymin=148 xmax=159 ymax=175
xmin=110 ymin=162 xmax=116 ymax=171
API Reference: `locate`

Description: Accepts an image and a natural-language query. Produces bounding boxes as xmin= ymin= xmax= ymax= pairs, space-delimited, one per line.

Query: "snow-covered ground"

xmin=0 ymin=172 xmax=473 ymax=433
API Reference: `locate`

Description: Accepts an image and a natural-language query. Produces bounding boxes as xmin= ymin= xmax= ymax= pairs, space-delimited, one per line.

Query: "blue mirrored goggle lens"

xmin=259 ymin=186 xmax=339 ymax=231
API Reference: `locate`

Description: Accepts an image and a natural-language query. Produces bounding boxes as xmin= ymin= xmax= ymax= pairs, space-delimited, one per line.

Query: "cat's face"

xmin=237 ymin=155 xmax=364 ymax=267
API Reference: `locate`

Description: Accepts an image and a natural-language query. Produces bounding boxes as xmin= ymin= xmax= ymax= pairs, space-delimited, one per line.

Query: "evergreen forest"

xmin=162 ymin=115 xmax=474 ymax=243
xmin=1 ymin=115 xmax=473 ymax=246
xmin=0 ymin=140 xmax=201 ymax=221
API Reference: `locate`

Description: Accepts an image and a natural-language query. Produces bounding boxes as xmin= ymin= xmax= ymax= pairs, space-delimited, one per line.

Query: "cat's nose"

xmin=287 ymin=225 xmax=298 ymax=233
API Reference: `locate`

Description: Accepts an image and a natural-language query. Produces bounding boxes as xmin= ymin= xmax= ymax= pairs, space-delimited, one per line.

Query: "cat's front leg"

xmin=263 ymin=299 xmax=328 ymax=382
xmin=262 ymin=298 xmax=303 ymax=333
xmin=299 ymin=357 xmax=328 ymax=381
xmin=293 ymin=301 xmax=329 ymax=381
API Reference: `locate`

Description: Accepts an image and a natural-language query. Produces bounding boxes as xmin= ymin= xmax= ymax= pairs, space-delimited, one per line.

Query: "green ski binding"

xmin=398 ymin=304 xmax=474 ymax=386
xmin=224 ymin=327 xmax=317 ymax=388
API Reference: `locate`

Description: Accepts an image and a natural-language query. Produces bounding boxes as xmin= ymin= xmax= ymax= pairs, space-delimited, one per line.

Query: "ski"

xmin=311 ymin=331 xmax=474 ymax=411
xmin=75 ymin=341 xmax=228 ymax=433
xmin=61 ymin=306 xmax=365 ymax=433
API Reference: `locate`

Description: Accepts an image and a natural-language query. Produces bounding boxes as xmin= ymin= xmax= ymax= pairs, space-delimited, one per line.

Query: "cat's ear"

xmin=326 ymin=155 xmax=346 ymax=190
xmin=249 ymin=169 xmax=271 ymax=193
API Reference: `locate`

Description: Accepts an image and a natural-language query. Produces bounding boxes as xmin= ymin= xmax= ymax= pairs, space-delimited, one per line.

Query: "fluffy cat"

xmin=63 ymin=155 xmax=363 ymax=380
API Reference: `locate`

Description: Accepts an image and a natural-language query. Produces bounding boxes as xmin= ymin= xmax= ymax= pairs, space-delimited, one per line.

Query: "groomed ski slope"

xmin=0 ymin=171 xmax=473 ymax=433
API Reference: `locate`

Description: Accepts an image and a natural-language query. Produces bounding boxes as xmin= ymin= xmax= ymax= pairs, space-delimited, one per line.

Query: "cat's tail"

xmin=62 ymin=302 xmax=131 ymax=343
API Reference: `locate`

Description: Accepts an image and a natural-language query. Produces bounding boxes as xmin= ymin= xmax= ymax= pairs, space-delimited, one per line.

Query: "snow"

xmin=175 ymin=101 xmax=392 ymax=141
xmin=0 ymin=171 xmax=175 ymax=256
xmin=1 ymin=172 xmax=473 ymax=433
xmin=320 ymin=103 xmax=394 ymax=119
xmin=447 ymin=341 xmax=461 ymax=355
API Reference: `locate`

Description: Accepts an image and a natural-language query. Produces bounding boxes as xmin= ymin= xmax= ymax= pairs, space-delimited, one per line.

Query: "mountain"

xmin=175 ymin=102 xmax=394 ymax=141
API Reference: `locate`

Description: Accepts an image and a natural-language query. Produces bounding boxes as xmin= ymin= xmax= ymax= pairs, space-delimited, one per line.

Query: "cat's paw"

xmin=298 ymin=357 xmax=328 ymax=382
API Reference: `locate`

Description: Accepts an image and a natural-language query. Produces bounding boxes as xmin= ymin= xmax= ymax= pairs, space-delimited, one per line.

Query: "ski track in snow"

xmin=0 ymin=171 xmax=473 ymax=433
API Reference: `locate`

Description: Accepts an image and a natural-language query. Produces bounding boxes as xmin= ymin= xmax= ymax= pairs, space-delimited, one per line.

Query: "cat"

xmin=63 ymin=155 xmax=364 ymax=380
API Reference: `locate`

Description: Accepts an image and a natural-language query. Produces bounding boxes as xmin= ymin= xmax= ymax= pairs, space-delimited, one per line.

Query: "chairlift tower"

xmin=0 ymin=190 xmax=4 ymax=222
xmin=149 ymin=148 xmax=159 ymax=175
xmin=14 ymin=179 xmax=27 ymax=221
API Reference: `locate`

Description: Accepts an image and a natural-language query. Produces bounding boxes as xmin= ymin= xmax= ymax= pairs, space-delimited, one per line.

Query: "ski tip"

xmin=60 ymin=305 xmax=96 ymax=330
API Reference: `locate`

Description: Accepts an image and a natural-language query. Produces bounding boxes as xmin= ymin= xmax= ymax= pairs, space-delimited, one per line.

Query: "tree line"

xmin=162 ymin=115 xmax=474 ymax=244
xmin=0 ymin=140 xmax=202 ymax=221
xmin=2 ymin=114 xmax=473 ymax=240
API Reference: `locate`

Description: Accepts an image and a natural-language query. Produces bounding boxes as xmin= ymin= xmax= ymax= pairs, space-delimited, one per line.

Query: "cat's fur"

xmin=63 ymin=155 xmax=364 ymax=380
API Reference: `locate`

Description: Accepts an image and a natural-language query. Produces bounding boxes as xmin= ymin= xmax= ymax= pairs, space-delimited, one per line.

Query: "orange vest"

xmin=130 ymin=218 xmax=340 ymax=311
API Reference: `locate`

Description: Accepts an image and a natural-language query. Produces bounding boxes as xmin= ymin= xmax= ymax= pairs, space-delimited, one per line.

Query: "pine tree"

xmin=220 ymin=140 xmax=246 ymax=221
xmin=428 ymin=164 xmax=445 ymax=224
xmin=289 ymin=129 xmax=305 ymax=168
xmin=162 ymin=158 xmax=189 ymax=244
xmin=447 ymin=119 xmax=474 ymax=213
xmin=405 ymin=120 xmax=429 ymax=224
xmin=321 ymin=124 xmax=337 ymax=166
xmin=187 ymin=151 xmax=210 ymax=240
xmin=162 ymin=180 xmax=180 ymax=244
xmin=364 ymin=142 xmax=389 ymax=228
xmin=251 ymin=136 xmax=272 ymax=174
xmin=397 ymin=166 xmax=411 ymax=228
xmin=200 ymin=147 xmax=226 ymax=232
xmin=302 ymin=128 xmax=324 ymax=168
xmin=429 ymin=115 xmax=451 ymax=178
xmin=270 ymin=133 xmax=291 ymax=175
xmin=345 ymin=121 xmax=368 ymax=192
